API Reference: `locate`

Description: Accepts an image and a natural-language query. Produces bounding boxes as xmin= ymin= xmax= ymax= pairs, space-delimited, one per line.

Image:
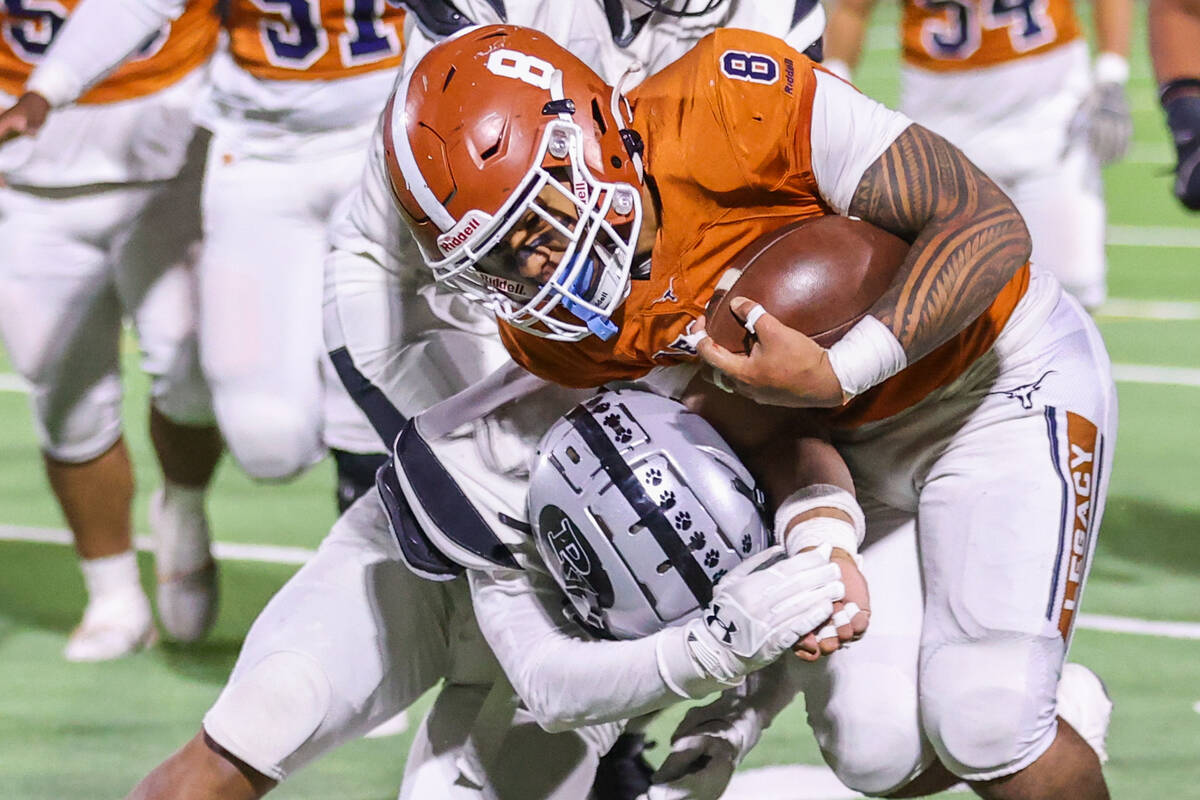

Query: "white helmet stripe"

xmin=390 ymin=64 xmax=457 ymax=231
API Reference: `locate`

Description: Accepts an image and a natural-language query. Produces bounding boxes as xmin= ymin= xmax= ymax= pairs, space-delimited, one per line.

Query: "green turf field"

xmin=2 ymin=8 xmax=1198 ymax=800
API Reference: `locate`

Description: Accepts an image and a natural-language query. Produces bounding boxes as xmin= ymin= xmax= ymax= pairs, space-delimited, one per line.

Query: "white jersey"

xmin=404 ymin=0 xmax=824 ymax=79
xmin=26 ymin=0 xmax=406 ymax=153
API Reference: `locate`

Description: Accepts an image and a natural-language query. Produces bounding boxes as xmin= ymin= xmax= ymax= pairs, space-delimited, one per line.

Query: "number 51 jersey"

xmin=203 ymin=0 xmax=407 ymax=142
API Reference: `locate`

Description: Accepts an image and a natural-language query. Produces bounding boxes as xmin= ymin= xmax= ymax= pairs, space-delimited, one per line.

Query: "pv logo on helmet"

xmin=539 ymin=504 xmax=614 ymax=616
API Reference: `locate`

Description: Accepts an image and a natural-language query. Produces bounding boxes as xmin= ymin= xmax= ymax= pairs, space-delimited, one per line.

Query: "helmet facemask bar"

xmin=427 ymin=120 xmax=642 ymax=342
xmin=627 ymin=0 xmax=727 ymax=17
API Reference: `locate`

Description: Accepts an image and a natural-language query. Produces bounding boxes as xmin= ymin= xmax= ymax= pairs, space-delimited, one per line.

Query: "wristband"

xmin=1093 ymin=52 xmax=1129 ymax=86
xmin=656 ymin=624 xmax=732 ymax=699
xmin=826 ymin=315 xmax=907 ymax=399
xmin=774 ymin=484 xmax=866 ymax=556
xmin=26 ymin=62 xmax=84 ymax=108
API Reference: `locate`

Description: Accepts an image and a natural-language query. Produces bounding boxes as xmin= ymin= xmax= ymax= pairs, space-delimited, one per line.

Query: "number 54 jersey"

xmin=897 ymin=0 xmax=1091 ymax=179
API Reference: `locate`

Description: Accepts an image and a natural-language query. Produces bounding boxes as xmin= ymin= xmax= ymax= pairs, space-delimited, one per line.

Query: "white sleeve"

xmin=26 ymin=0 xmax=185 ymax=107
xmin=469 ymin=567 xmax=725 ymax=733
xmin=809 ymin=71 xmax=914 ymax=215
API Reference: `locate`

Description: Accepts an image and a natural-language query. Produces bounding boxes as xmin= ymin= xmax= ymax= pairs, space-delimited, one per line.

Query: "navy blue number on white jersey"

xmin=3 ymin=0 xmax=66 ymax=59
xmin=252 ymin=0 xmax=401 ymax=70
xmin=720 ymin=50 xmax=780 ymax=85
xmin=3 ymin=0 xmax=166 ymax=63
xmin=917 ymin=0 xmax=1055 ymax=60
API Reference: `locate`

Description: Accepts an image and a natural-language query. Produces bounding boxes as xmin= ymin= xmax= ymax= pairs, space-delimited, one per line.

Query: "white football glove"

xmin=644 ymin=731 xmax=737 ymax=800
xmin=642 ymin=690 xmax=764 ymax=800
xmin=675 ymin=545 xmax=843 ymax=687
xmin=1069 ymin=55 xmax=1132 ymax=166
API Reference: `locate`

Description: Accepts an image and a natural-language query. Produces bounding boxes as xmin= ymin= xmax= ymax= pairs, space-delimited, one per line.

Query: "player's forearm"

xmin=26 ymin=0 xmax=187 ymax=107
xmin=848 ymin=124 xmax=1031 ymax=366
xmin=1091 ymin=0 xmax=1133 ymax=59
xmin=469 ymin=569 xmax=725 ymax=734
xmin=823 ymin=0 xmax=876 ymax=75
xmin=1149 ymin=0 xmax=1200 ymax=82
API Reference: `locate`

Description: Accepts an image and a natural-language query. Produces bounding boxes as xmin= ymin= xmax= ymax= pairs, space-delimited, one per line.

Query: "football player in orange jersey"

xmin=0 ymin=0 xmax=402 ymax=510
xmin=822 ymin=0 xmax=1133 ymax=310
xmin=116 ymin=5 xmax=854 ymax=800
xmin=0 ymin=1 xmax=223 ymax=658
xmin=1150 ymin=0 xmax=1200 ymax=209
xmin=385 ymin=24 xmax=1116 ymax=800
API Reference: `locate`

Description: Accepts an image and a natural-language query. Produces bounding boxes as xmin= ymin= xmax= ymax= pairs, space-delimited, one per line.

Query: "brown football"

xmin=704 ymin=216 xmax=909 ymax=354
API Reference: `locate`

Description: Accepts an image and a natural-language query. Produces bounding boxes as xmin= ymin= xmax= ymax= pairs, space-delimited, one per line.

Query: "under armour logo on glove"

xmin=706 ymin=605 xmax=738 ymax=644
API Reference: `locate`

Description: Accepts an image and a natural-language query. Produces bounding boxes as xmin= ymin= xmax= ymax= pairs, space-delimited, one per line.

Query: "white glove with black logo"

xmin=669 ymin=545 xmax=843 ymax=688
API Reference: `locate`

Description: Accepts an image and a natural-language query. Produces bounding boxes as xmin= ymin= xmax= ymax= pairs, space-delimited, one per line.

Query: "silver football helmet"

xmin=528 ymin=387 xmax=772 ymax=640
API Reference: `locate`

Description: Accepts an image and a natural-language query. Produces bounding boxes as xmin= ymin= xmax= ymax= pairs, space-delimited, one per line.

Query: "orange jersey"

xmin=499 ymin=29 xmax=1029 ymax=427
xmin=227 ymin=0 xmax=405 ymax=81
xmin=0 ymin=0 xmax=218 ymax=104
xmin=901 ymin=0 xmax=1081 ymax=71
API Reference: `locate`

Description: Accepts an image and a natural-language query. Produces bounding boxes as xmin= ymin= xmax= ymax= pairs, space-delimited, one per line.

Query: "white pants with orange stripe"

xmin=797 ymin=269 xmax=1116 ymax=791
xmin=902 ymin=42 xmax=1108 ymax=309
xmin=196 ymin=124 xmax=382 ymax=479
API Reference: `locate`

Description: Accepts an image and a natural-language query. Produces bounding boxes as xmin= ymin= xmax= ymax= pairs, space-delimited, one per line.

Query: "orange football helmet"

xmin=383 ymin=25 xmax=645 ymax=342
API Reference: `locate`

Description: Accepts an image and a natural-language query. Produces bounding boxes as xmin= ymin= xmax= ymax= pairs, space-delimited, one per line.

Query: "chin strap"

xmin=558 ymin=259 xmax=619 ymax=340
xmin=610 ymin=64 xmax=646 ymax=182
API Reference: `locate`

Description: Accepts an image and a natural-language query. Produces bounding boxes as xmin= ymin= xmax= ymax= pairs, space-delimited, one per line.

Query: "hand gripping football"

xmin=704 ymin=216 xmax=909 ymax=353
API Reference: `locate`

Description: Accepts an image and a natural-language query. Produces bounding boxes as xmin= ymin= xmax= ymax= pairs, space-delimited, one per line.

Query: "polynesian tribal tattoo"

xmin=848 ymin=124 xmax=1032 ymax=364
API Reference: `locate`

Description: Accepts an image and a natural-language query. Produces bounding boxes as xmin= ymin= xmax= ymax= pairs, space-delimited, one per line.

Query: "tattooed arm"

xmin=848 ymin=123 xmax=1032 ymax=365
xmin=697 ymin=75 xmax=1031 ymax=407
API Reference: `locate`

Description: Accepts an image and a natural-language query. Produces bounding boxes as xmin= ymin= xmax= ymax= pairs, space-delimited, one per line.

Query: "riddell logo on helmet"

xmin=436 ymin=210 xmax=491 ymax=255
xmin=437 ymin=218 xmax=481 ymax=254
xmin=482 ymin=274 xmax=531 ymax=298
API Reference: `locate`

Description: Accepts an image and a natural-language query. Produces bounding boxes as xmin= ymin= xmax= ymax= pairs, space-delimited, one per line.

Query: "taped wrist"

xmin=656 ymin=624 xmax=735 ymax=699
xmin=775 ymin=484 xmax=866 ymax=558
xmin=826 ymin=315 xmax=907 ymax=399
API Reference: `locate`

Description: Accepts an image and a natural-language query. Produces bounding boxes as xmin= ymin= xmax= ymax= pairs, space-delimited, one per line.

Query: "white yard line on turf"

xmin=0 ymin=524 xmax=314 ymax=565
xmin=724 ymin=765 xmax=966 ymax=800
xmin=1097 ymin=298 xmax=1200 ymax=321
xmin=1110 ymin=363 xmax=1200 ymax=388
xmin=0 ymin=373 xmax=29 ymax=393
xmin=4 ymin=523 xmax=1200 ymax=642
xmin=1107 ymin=225 xmax=1200 ymax=248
